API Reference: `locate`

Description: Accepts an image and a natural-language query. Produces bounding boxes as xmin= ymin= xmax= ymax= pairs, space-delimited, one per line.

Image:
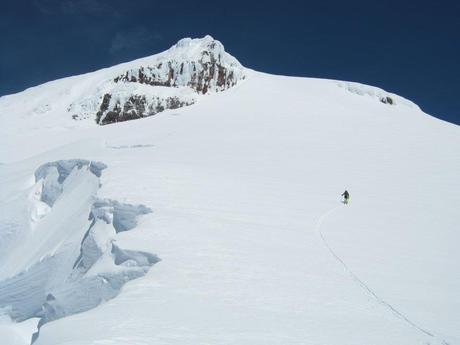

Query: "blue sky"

xmin=1 ymin=0 xmax=459 ymax=124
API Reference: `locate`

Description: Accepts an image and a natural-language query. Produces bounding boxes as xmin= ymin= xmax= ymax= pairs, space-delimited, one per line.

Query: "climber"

xmin=341 ymin=190 xmax=350 ymax=205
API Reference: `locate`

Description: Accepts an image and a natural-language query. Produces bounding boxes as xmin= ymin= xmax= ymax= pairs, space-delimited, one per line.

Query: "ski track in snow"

xmin=316 ymin=205 xmax=450 ymax=345
xmin=105 ymin=143 xmax=155 ymax=150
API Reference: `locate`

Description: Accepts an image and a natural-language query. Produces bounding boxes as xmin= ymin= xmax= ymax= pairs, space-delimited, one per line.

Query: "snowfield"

xmin=0 ymin=37 xmax=459 ymax=345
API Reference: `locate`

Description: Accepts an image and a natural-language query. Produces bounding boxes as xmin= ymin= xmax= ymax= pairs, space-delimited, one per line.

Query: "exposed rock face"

xmin=380 ymin=96 xmax=394 ymax=105
xmin=113 ymin=40 xmax=241 ymax=94
xmin=96 ymin=93 xmax=194 ymax=125
xmin=93 ymin=36 xmax=245 ymax=125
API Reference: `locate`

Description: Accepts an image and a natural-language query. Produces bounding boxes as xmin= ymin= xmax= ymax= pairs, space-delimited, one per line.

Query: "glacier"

xmin=0 ymin=36 xmax=459 ymax=345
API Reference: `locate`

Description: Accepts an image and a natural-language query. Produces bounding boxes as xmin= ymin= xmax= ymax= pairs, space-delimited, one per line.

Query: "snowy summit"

xmin=0 ymin=36 xmax=459 ymax=345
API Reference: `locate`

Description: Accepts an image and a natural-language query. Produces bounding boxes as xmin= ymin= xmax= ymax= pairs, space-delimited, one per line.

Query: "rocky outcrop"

xmin=113 ymin=52 xmax=240 ymax=94
xmin=93 ymin=36 xmax=245 ymax=125
xmin=380 ymin=96 xmax=394 ymax=105
xmin=337 ymin=81 xmax=417 ymax=108
xmin=96 ymin=93 xmax=195 ymax=125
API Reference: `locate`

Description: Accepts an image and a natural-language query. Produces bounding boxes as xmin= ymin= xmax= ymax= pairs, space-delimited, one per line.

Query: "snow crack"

xmin=0 ymin=159 xmax=159 ymax=344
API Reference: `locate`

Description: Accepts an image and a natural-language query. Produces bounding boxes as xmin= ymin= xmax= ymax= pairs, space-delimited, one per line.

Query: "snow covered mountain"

xmin=0 ymin=35 xmax=244 ymax=127
xmin=0 ymin=36 xmax=459 ymax=345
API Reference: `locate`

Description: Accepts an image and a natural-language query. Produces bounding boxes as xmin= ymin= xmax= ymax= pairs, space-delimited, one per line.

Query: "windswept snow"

xmin=0 ymin=37 xmax=459 ymax=345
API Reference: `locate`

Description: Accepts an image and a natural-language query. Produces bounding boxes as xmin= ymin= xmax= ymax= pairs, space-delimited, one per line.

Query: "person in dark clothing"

xmin=342 ymin=190 xmax=350 ymax=205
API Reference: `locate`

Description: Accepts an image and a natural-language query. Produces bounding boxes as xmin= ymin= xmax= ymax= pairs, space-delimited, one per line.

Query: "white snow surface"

xmin=0 ymin=37 xmax=459 ymax=345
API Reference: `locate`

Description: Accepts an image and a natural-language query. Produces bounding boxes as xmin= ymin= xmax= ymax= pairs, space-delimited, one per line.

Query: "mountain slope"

xmin=0 ymin=35 xmax=244 ymax=129
xmin=0 ymin=37 xmax=459 ymax=345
